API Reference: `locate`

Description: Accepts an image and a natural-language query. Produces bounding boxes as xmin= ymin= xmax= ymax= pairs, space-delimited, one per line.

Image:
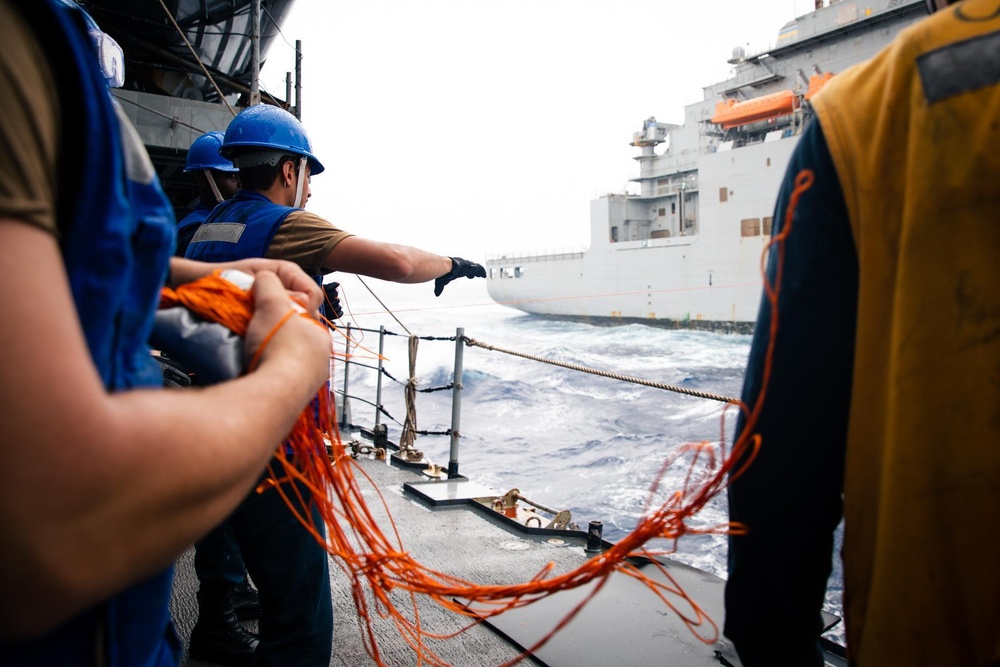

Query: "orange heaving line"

xmin=160 ymin=169 xmax=814 ymax=667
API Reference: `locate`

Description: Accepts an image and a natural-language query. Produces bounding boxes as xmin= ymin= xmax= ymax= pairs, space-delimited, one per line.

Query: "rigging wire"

xmin=155 ymin=0 xmax=237 ymax=116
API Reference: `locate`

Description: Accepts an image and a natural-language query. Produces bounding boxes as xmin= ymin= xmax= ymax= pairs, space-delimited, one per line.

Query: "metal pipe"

xmin=250 ymin=0 xmax=261 ymax=106
xmin=586 ymin=521 xmax=604 ymax=552
xmin=375 ymin=326 xmax=386 ymax=430
xmin=448 ymin=328 xmax=465 ymax=478
xmin=285 ymin=72 xmax=292 ymax=108
xmin=515 ymin=493 xmax=560 ymax=516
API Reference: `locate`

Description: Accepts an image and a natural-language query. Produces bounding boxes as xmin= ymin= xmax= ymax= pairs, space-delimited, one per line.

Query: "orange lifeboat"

xmin=710 ymin=89 xmax=798 ymax=129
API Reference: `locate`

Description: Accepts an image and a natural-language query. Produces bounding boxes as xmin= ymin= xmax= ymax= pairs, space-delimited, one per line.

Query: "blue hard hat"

xmin=221 ymin=105 xmax=325 ymax=175
xmin=185 ymin=131 xmax=238 ymax=172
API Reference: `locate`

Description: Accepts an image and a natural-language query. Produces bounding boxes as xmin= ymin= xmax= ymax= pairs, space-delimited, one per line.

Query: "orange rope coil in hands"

xmin=161 ymin=171 xmax=813 ymax=667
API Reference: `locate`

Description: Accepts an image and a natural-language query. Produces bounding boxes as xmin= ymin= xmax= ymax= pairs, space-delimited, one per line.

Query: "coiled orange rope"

xmin=160 ymin=169 xmax=813 ymax=667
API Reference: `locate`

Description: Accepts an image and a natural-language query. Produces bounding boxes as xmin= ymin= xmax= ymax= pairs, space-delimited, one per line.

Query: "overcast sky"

xmin=258 ymin=1 xmax=812 ymax=265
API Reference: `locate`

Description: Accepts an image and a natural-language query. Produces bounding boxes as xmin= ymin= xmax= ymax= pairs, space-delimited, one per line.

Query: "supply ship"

xmin=485 ymin=0 xmax=928 ymax=333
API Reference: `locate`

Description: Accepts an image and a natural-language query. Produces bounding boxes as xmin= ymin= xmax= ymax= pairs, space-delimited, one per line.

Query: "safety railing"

xmin=331 ymin=322 xmax=739 ymax=484
xmin=332 ymin=323 xmax=470 ymax=479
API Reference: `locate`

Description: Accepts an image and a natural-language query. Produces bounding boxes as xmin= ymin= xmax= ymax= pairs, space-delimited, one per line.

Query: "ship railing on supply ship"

xmin=485 ymin=247 xmax=587 ymax=263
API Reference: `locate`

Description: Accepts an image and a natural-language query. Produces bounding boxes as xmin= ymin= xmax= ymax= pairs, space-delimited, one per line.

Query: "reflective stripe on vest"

xmin=185 ymin=189 xmax=294 ymax=263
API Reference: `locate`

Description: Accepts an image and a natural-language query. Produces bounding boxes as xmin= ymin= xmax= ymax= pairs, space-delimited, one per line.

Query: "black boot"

xmin=233 ymin=576 xmax=261 ymax=621
xmin=189 ymin=583 xmax=258 ymax=667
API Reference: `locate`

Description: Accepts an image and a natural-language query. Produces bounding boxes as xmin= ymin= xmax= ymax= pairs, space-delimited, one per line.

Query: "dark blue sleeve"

xmin=723 ymin=119 xmax=857 ymax=666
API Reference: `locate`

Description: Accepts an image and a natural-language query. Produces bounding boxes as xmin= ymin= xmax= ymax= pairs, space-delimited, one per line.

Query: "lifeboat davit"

xmin=710 ymin=89 xmax=798 ymax=129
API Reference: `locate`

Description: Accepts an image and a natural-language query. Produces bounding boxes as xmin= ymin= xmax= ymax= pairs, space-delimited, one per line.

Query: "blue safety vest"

xmin=185 ymin=189 xmax=332 ymax=449
xmin=177 ymin=202 xmax=213 ymax=240
xmin=175 ymin=202 xmax=213 ymax=257
xmin=185 ymin=190 xmax=338 ymax=324
xmin=185 ymin=190 xmax=297 ymax=265
xmin=10 ymin=1 xmax=180 ymax=665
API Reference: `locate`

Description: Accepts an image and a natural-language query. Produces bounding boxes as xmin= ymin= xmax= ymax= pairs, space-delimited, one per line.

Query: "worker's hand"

xmin=433 ymin=257 xmax=486 ymax=297
xmin=171 ymin=257 xmax=324 ymax=314
xmin=322 ymin=282 xmax=344 ymax=320
xmin=244 ymin=271 xmax=330 ymax=388
xmin=233 ymin=258 xmax=324 ymax=314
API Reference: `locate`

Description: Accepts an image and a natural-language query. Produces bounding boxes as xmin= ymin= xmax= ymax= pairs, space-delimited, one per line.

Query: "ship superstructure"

xmin=486 ymin=0 xmax=927 ymax=333
xmin=82 ymin=0 xmax=298 ymax=217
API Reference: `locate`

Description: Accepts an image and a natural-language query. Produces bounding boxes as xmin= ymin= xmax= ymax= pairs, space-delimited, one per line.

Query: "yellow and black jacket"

xmin=727 ymin=1 xmax=1000 ymax=664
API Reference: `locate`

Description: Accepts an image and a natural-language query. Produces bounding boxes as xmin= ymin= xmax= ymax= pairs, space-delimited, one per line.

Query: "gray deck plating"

xmin=172 ymin=453 xmax=745 ymax=666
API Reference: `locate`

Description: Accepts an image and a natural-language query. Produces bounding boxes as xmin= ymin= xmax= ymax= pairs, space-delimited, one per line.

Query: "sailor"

xmin=724 ymin=0 xmax=1000 ymax=665
xmin=176 ymin=131 xmax=240 ymax=256
xmin=185 ymin=103 xmax=486 ymax=666
xmin=175 ymin=132 xmax=261 ymax=665
xmin=0 ymin=1 xmax=331 ymax=664
xmin=175 ymin=132 xmax=262 ymax=667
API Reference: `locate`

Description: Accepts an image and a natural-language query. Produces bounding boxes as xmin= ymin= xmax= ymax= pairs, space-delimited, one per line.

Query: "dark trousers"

xmin=194 ymin=520 xmax=246 ymax=587
xmin=230 ymin=463 xmax=333 ymax=667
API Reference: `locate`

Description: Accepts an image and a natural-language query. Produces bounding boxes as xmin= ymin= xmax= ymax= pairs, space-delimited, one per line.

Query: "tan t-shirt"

xmin=0 ymin=0 xmax=60 ymax=237
xmin=267 ymin=209 xmax=353 ymax=276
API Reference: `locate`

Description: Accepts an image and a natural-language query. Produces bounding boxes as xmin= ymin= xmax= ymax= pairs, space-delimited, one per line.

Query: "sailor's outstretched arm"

xmin=321 ymin=236 xmax=486 ymax=295
xmin=322 ymin=235 xmax=454 ymax=282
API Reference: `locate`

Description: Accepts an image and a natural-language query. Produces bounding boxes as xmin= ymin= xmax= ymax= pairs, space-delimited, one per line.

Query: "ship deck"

xmin=170 ymin=438 xmax=747 ymax=667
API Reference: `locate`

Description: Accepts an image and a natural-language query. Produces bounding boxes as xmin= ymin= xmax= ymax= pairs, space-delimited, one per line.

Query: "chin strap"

xmin=293 ymin=157 xmax=308 ymax=208
xmin=203 ymin=169 xmax=224 ymax=203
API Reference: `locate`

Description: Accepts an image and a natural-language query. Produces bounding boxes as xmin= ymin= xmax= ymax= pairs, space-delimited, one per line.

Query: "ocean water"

xmin=332 ymin=277 xmax=845 ymax=647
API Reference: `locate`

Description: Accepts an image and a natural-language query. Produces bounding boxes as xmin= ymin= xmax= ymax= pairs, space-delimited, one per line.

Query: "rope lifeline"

xmin=463 ymin=337 xmax=740 ymax=404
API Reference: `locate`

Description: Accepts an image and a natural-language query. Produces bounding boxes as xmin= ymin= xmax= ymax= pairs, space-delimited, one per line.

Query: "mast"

xmin=295 ymin=39 xmax=303 ymax=118
xmin=250 ymin=0 xmax=261 ymax=106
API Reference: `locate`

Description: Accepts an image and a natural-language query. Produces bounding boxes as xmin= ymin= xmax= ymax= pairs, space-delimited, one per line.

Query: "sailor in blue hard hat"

xmin=185 ymin=131 xmax=239 ymax=199
xmin=175 ymin=130 xmax=261 ymax=666
xmin=175 ymin=131 xmax=241 ymax=257
xmin=185 ymin=102 xmax=486 ymax=666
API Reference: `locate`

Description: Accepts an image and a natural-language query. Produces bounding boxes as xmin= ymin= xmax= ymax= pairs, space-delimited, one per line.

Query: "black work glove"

xmin=434 ymin=257 xmax=486 ymax=297
xmin=322 ymin=281 xmax=344 ymax=320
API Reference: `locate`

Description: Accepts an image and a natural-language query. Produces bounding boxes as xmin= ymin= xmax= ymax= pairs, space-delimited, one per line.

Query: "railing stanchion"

xmin=340 ymin=323 xmax=351 ymax=429
xmin=375 ymin=326 xmax=386 ymax=430
xmin=448 ymin=327 xmax=465 ymax=478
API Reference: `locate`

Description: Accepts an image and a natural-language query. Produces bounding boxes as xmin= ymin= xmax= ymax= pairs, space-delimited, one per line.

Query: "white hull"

xmin=488 ymin=138 xmax=797 ymax=333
